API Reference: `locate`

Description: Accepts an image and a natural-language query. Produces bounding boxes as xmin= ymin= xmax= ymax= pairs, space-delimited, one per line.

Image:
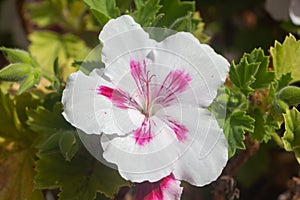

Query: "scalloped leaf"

xmin=132 ymin=0 xmax=162 ymax=27
xmin=270 ymin=34 xmax=300 ymax=83
xmin=229 ymin=48 xmax=274 ymax=96
xmin=229 ymin=59 xmax=259 ymax=95
xmin=224 ymin=110 xmax=255 ymax=158
xmin=35 ymin=150 xmax=129 ymax=200
xmin=83 ymin=0 xmax=120 ymax=25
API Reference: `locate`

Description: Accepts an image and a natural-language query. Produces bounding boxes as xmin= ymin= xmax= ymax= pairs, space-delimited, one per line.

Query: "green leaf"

xmin=229 ymin=59 xmax=259 ymax=96
xmin=224 ymin=111 xmax=255 ymax=158
xmin=245 ymin=48 xmax=275 ymax=89
xmin=18 ymin=72 xmax=40 ymax=95
xmin=252 ymin=109 xmax=267 ymax=142
xmin=251 ymin=109 xmax=278 ymax=142
xmin=15 ymin=92 xmax=39 ymax=125
xmin=27 ymin=103 xmax=73 ymax=136
xmin=0 ymin=63 xmax=32 ymax=81
xmin=29 ymin=31 xmax=90 ymax=78
xmin=0 ymin=90 xmax=43 ymax=199
xmin=275 ymin=73 xmax=293 ymax=91
xmin=35 ymin=150 xmax=129 ymax=199
xmin=59 ymin=131 xmax=79 ymax=161
xmin=40 ymin=132 xmax=61 ymax=154
xmin=26 ymin=1 xmax=93 ymax=31
xmin=84 ymin=0 xmax=120 ymax=25
xmin=0 ymin=90 xmax=27 ymax=141
xmin=282 ymin=107 xmax=300 ymax=163
xmin=26 ymin=0 xmax=62 ymax=27
xmin=132 ymin=0 xmax=162 ymax=27
xmin=278 ymin=86 xmax=300 ymax=106
xmin=134 ymin=0 xmax=145 ymax=9
xmin=0 ymin=149 xmax=44 ymax=200
xmin=0 ymin=47 xmax=38 ymax=67
xmin=157 ymin=0 xmax=195 ymax=28
xmin=0 ymin=90 xmax=41 ymax=143
xmin=229 ymin=49 xmax=274 ymax=95
xmin=270 ymin=34 xmax=300 ymax=82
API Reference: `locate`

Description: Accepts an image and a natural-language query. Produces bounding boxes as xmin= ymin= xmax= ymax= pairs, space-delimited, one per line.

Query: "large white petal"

xmin=154 ymin=32 xmax=229 ymax=107
xmin=100 ymin=103 xmax=227 ymax=184
xmin=290 ymin=0 xmax=300 ymax=25
xmin=171 ymin=109 xmax=228 ymax=186
xmin=100 ymin=115 xmax=178 ymax=182
xmin=99 ymin=15 xmax=156 ymax=92
xmin=62 ymin=69 xmax=143 ymax=136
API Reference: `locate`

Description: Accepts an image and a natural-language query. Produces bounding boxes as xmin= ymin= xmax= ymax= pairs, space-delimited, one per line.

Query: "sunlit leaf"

xmin=29 ymin=31 xmax=90 ymax=79
xmin=0 ymin=63 xmax=32 ymax=81
xmin=270 ymin=34 xmax=300 ymax=82
xmin=18 ymin=72 xmax=41 ymax=95
xmin=0 ymin=90 xmax=43 ymax=199
xmin=0 ymin=90 xmax=21 ymax=141
xmin=0 ymin=47 xmax=38 ymax=67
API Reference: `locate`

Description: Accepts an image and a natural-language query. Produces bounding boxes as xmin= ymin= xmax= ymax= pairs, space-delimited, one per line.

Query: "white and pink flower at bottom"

xmin=135 ymin=174 xmax=182 ymax=200
xmin=62 ymin=15 xmax=229 ymax=200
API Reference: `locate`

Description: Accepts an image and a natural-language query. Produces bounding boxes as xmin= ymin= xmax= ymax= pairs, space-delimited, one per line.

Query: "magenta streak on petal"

xmin=134 ymin=118 xmax=153 ymax=146
xmin=135 ymin=174 xmax=182 ymax=200
xmin=167 ymin=119 xmax=188 ymax=142
xmin=156 ymin=70 xmax=191 ymax=106
xmin=130 ymin=59 xmax=155 ymax=111
xmin=97 ymin=86 xmax=141 ymax=110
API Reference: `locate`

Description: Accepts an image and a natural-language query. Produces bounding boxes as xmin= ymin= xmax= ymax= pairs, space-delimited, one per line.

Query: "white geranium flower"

xmin=62 ymin=15 xmax=229 ymax=193
xmin=265 ymin=0 xmax=300 ymax=26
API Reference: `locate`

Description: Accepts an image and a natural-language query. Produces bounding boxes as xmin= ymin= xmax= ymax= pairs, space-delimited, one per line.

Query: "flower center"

xmin=98 ymin=59 xmax=191 ymax=146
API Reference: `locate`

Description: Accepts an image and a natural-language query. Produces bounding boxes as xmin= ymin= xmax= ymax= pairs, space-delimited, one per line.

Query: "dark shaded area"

xmin=196 ymin=0 xmax=287 ymax=59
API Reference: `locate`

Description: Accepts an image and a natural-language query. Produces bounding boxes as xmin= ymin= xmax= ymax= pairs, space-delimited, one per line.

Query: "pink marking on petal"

xmin=167 ymin=119 xmax=188 ymax=142
xmin=130 ymin=59 xmax=155 ymax=111
xmin=157 ymin=70 xmax=191 ymax=106
xmin=134 ymin=118 xmax=153 ymax=146
xmin=98 ymin=86 xmax=131 ymax=109
xmin=130 ymin=59 xmax=145 ymax=94
xmin=135 ymin=174 xmax=182 ymax=200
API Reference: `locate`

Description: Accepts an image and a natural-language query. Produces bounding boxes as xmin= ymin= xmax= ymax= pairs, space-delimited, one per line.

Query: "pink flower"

xmin=135 ymin=174 xmax=182 ymax=200
xmin=62 ymin=15 xmax=229 ymax=199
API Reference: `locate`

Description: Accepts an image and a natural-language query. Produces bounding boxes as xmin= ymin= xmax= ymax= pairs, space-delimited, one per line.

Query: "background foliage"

xmin=0 ymin=0 xmax=300 ymax=199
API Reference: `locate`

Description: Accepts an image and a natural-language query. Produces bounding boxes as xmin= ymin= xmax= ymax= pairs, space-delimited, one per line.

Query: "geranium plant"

xmin=0 ymin=0 xmax=300 ymax=200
